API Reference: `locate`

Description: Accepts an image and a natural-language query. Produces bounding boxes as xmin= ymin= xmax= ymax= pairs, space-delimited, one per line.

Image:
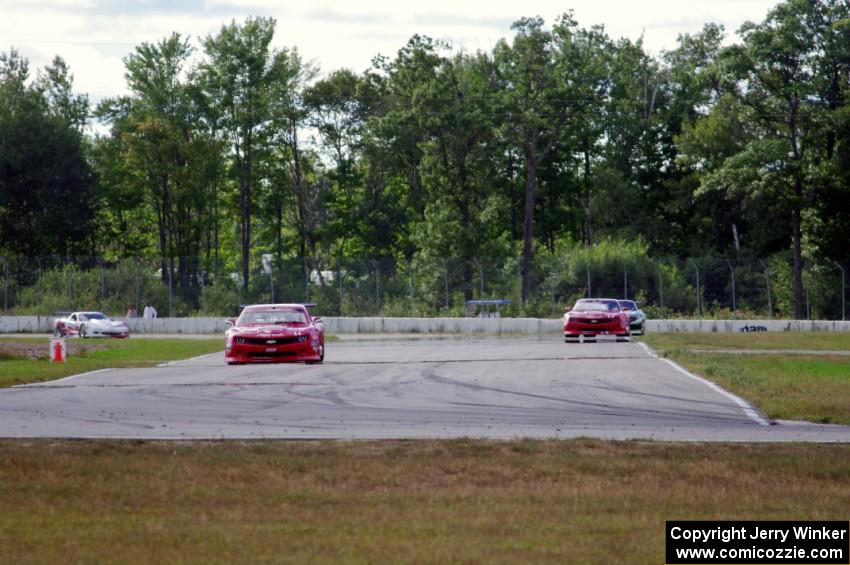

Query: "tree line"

xmin=1 ymin=0 xmax=848 ymax=318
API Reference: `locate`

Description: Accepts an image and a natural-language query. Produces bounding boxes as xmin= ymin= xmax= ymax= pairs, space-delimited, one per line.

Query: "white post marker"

xmin=49 ymin=337 xmax=66 ymax=363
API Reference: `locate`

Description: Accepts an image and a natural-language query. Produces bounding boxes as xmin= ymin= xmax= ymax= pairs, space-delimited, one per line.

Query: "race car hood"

xmin=230 ymin=324 xmax=310 ymax=336
xmin=569 ymin=311 xmax=619 ymax=319
xmin=88 ymin=319 xmax=128 ymax=329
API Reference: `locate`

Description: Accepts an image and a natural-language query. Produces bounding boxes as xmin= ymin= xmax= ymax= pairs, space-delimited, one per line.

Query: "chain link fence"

xmin=0 ymin=254 xmax=846 ymax=320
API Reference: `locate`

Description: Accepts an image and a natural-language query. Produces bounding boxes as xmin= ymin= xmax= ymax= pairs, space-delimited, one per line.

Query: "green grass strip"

xmin=644 ymin=333 xmax=850 ymax=425
xmin=641 ymin=331 xmax=850 ymax=351
xmin=664 ymin=352 xmax=850 ymax=425
xmin=0 ymin=337 xmax=223 ymax=387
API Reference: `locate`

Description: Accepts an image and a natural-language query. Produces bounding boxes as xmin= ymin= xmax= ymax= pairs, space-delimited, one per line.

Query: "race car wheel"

xmin=307 ymin=344 xmax=324 ymax=364
xmin=80 ymin=324 xmax=88 ymax=338
xmin=53 ymin=326 xmax=63 ymax=337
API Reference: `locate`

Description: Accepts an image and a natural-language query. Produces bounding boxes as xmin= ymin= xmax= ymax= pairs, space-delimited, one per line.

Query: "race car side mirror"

xmin=225 ymin=318 xmax=236 ymax=327
xmin=312 ymin=317 xmax=323 ymax=324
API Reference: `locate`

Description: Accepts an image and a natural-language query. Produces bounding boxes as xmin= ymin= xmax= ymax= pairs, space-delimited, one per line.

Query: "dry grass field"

xmin=1 ymin=439 xmax=848 ymax=563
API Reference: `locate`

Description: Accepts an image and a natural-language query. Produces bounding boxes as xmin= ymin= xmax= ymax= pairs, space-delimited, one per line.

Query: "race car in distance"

xmin=563 ymin=298 xmax=630 ymax=342
xmin=225 ymin=303 xmax=324 ymax=364
xmin=617 ymin=299 xmax=646 ymax=335
xmin=53 ymin=311 xmax=130 ymax=338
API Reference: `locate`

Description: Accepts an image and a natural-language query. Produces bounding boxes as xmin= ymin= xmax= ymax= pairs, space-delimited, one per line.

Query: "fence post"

xmin=472 ymin=258 xmax=484 ymax=297
xmin=135 ymin=261 xmax=141 ymax=313
xmin=623 ymin=264 xmax=628 ymax=299
xmin=66 ymin=259 xmax=72 ymax=310
xmin=657 ymin=262 xmax=664 ymax=311
xmin=260 ymin=253 xmax=274 ymax=303
xmin=2 ymin=258 xmax=7 ymax=312
xmin=97 ymin=257 xmax=106 ymax=308
xmin=689 ymin=259 xmax=701 ymax=319
xmin=586 ymin=262 xmax=592 ymax=298
xmin=269 ymin=261 xmax=275 ymax=304
xmin=805 ymin=268 xmax=811 ymax=320
xmin=759 ymin=259 xmax=772 ymax=319
xmin=304 ymin=257 xmax=310 ymax=302
xmin=726 ymin=260 xmax=736 ymax=319
xmin=338 ymin=264 xmax=344 ymax=316
xmin=444 ymin=260 xmax=451 ymax=310
xmin=374 ymin=260 xmax=381 ymax=316
xmin=832 ymin=260 xmax=845 ymax=321
xmin=167 ymin=259 xmax=173 ymax=318
xmin=407 ymin=259 xmax=414 ymax=316
xmin=36 ymin=257 xmax=42 ymax=316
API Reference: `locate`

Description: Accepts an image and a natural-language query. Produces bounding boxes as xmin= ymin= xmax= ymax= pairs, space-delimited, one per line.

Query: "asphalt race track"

xmin=1 ymin=338 xmax=849 ymax=441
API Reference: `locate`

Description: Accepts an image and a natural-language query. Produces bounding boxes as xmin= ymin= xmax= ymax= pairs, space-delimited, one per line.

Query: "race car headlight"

xmin=298 ymin=335 xmax=307 ymax=342
xmin=235 ymin=336 xmax=246 ymax=344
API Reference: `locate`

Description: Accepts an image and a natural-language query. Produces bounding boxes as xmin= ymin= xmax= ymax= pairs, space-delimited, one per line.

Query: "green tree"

xmin=493 ymin=15 xmax=586 ymax=302
xmin=199 ymin=17 xmax=285 ymax=293
xmin=714 ymin=1 xmax=823 ymax=317
xmin=0 ymin=50 xmax=95 ymax=260
xmin=266 ymin=49 xmax=318 ymax=263
xmin=97 ymin=33 xmax=215 ymax=299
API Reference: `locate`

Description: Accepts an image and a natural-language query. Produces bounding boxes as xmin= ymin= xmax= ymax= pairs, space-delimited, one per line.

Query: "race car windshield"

xmin=619 ymin=301 xmax=637 ymax=310
xmin=240 ymin=310 xmax=307 ymax=325
xmin=573 ymin=300 xmax=620 ymax=312
xmin=79 ymin=312 xmax=107 ymax=321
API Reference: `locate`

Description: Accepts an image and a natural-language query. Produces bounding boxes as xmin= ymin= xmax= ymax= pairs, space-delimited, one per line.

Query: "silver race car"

xmin=617 ymin=300 xmax=646 ymax=335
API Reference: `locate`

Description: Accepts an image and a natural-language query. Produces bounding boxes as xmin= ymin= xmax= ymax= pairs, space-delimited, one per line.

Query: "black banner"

xmin=666 ymin=521 xmax=849 ymax=564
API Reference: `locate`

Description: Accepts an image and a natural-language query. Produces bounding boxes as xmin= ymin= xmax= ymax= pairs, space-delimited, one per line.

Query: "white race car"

xmin=53 ymin=311 xmax=130 ymax=338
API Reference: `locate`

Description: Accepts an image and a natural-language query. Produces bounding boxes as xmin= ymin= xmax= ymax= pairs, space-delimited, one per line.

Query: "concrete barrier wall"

xmin=321 ymin=317 xmax=564 ymax=335
xmin=2 ymin=315 xmax=849 ymax=335
xmin=646 ymin=319 xmax=850 ymax=333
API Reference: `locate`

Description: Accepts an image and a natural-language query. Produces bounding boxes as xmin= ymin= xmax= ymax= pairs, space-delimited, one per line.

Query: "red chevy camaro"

xmin=563 ymin=298 xmax=630 ymax=342
xmin=225 ymin=304 xmax=325 ymax=364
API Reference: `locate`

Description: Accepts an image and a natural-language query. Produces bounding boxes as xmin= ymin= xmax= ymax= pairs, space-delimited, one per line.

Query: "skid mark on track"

xmin=18 ymin=382 xmax=327 ymax=389
xmin=421 ymin=364 xmax=756 ymax=425
xmin=141 ymin=356 xmax=650 ymax=369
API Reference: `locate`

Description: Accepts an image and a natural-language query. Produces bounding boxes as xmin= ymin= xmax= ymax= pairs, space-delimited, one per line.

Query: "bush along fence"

xmin=0 ymin=249 xmax=847 ymax=321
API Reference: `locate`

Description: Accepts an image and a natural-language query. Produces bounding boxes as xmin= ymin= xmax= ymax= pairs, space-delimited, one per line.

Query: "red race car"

xmin=225 ymin=303 xmax=324 ymax=364
xmin=563 ymin=298 xmax=630 ymax=343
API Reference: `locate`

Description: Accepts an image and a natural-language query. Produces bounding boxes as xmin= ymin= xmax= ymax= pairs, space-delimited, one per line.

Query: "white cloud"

xmin=1 ymin=0 xmax=782 ymax=104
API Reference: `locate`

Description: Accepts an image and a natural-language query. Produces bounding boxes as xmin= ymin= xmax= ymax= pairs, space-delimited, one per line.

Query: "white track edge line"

xmin=638 ymin=341 xmax=770 ymax=427
xmin=13 ymin=368 xmax=113 ymax=387
xmin=158 ymin=352 xmax=222 ymax=367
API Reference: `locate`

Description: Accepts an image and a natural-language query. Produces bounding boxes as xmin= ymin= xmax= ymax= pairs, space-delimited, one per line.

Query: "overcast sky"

xmin=2 ymin=0 xmax=782 ymax=102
